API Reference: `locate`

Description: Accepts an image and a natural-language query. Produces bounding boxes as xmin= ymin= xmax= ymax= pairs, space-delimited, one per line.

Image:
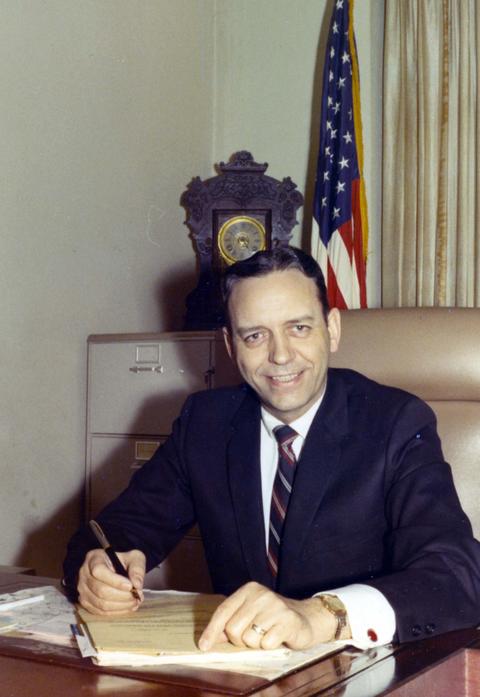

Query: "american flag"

xmin=311 ymin=0 xmax=368 ymax=309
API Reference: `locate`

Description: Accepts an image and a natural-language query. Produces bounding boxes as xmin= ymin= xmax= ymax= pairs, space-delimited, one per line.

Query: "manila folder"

xmin=76 ymin=592 xmax=288 ymax=662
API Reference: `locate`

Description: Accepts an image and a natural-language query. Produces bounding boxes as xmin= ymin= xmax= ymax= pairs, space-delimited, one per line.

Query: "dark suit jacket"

xmin=64 ymin=369 xmax=480 ymax=643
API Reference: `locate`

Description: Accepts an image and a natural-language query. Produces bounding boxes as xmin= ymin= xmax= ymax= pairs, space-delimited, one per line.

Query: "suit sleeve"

xmin=63 ymin=395 xmax=197 ymax=597
xmin=366 ymin=397 xmax=480 ymax=643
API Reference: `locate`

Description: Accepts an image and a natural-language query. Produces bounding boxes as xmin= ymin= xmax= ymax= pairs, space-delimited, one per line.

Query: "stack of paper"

xmin=75 ymin=590 xmax=345 ymax=680
xmin=0 ymin=586 xmax=77 ymax=646
xmin=76 ymin=591 xmax=290 ymax=666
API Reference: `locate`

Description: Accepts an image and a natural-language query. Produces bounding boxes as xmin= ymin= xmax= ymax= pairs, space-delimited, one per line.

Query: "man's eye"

xmin=245 ymin=332 xmax=262 ymax=344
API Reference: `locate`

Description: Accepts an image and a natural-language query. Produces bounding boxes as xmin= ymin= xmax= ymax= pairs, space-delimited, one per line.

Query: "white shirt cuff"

xmin=317 ymin=583 xmax=396 ymax=649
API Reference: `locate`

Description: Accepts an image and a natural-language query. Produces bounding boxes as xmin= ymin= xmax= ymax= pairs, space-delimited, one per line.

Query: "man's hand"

xmin=198 ymin=581 xmax=347 ymax=651
xmin=77 ymin=548 xmax=146 ymax=615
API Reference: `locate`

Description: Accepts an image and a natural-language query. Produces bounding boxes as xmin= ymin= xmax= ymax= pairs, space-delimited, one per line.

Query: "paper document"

xmin=0 ymin=585 xmax=77 ymax=646
xmin=0 ymin=594 xmax=44 ymax=612
xmin=0 ymin=614 xmax=17 ymax=633
xmin=76 ymin=590 xmax=345 ymax=677
xmin=77 ymin=590 xmax=289 ymax=665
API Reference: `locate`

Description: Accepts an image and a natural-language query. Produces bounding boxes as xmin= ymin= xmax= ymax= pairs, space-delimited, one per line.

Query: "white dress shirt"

xmin=260 ymin=394 xmax=396 ymax=648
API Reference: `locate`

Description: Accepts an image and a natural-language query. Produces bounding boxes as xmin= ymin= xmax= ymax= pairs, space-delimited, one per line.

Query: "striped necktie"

xmin=267 ymin=425 xmax=298 ymax=580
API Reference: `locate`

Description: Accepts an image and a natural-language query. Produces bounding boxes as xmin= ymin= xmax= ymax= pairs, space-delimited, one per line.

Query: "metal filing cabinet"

xmin=85 ymin=331 xmax=239 ymax=591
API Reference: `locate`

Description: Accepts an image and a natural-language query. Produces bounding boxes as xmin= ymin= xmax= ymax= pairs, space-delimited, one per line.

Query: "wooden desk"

xmin=1 ymin=573 xmax=479 ymax=696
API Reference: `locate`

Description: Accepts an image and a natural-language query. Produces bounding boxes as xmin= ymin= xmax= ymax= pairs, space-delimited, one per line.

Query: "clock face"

xmin=217 ymin=216 xmax=267 ymax=265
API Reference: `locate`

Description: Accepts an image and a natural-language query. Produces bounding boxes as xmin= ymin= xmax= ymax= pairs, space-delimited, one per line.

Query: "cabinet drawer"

xmin=88 ymin=435 xmax=165 ymax=518
xmin=88 ymin=339 xmax=212 ymax=435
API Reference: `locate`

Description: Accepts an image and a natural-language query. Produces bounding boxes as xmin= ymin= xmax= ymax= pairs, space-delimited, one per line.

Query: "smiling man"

xmin=222 ymin=262 xmax=339 ymax=424
xmin=64 ymin=247 xmax=480 ymax=651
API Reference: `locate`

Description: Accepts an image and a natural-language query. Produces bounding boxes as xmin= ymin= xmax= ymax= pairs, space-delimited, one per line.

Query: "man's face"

xmin=223 ymin=269 xmax=341 ymax=423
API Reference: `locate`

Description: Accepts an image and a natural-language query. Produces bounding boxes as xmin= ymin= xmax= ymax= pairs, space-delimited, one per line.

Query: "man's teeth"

xmin=271 ymin=374 xmax=298 ymax=382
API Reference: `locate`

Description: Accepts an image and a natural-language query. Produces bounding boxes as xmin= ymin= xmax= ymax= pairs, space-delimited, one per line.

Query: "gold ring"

xmin=251 ymin=623 xmax=267 ymax=636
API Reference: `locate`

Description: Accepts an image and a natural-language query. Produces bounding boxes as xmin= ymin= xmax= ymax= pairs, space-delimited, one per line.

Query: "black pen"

xmin=89 ymin=519 xmax=141 ymax=600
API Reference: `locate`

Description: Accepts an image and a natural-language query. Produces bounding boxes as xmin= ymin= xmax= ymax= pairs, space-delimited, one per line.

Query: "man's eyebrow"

xmin=286 ymin=315 xmax=316 ymax=324
xmin=235 ymin=315 xmax=317 ymax=335
xmin=235 ymin=324 xmax=265 ymax=336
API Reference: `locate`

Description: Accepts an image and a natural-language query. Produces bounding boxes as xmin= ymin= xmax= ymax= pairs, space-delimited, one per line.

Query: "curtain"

xmin=382 ymin=0 xmax=480 ymax=307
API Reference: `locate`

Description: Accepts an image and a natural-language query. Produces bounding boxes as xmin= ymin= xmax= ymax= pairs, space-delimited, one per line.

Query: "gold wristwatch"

xmin=318 ymin=594 xmax=348 ymax=640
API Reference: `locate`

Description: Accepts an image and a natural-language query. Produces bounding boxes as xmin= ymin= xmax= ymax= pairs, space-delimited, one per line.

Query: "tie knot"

xmin=273 ymin=425 xmax=298 ymax=448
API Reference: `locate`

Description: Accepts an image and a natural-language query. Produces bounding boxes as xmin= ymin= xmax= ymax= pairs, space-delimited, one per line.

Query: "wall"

xmin=0 ymin=0 xmax=215 ymax=575
xmin=0 ymin=0 xmax=382 ymax=576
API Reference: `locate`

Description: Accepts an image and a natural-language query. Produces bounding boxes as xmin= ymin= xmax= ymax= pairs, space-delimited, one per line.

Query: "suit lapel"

xmin=277 ymin=372 xmax=350 ymax=587
xmin=226 ymin=389 xmax=273 ymax=588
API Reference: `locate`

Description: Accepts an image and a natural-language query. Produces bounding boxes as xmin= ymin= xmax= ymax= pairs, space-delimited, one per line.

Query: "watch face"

xmin=217 ymin=216 xmax=267 ymax=264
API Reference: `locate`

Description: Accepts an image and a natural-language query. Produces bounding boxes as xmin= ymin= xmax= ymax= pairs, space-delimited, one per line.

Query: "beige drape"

xmin=382 ymin=0 xmax=480 ymax=307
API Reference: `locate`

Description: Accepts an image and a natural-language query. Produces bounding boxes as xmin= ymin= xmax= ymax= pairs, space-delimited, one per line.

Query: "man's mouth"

xmin=268 ymin=372 xmax=302 ymax=384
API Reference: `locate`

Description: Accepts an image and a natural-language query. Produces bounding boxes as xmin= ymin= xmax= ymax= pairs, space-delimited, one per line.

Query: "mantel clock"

xmin=181 ymin=151 xmax=304 ymax=329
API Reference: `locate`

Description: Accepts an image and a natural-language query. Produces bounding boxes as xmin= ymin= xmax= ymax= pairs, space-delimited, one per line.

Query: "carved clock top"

xmin=181 ymin=151 xmax=304 ymax=270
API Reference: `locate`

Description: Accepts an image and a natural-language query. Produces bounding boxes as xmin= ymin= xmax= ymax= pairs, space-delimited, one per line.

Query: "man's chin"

xmin=261 ymin=395 xmax=309 ymax=421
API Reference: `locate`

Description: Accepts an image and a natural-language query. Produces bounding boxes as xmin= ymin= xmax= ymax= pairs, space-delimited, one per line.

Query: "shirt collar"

xmin=260 ymin=382 xmax=326 ymax=441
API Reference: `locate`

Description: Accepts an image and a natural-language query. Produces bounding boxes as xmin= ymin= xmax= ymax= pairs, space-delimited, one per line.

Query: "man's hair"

xmin=221 ymin=246 xmax=330 ymax=326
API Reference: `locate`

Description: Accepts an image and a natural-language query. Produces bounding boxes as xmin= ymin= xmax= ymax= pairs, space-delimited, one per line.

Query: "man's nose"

xmin=268 ymin=333 xmax=294 ymax=364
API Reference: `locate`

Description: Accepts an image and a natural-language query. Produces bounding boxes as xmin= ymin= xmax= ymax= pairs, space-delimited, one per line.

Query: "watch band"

xmin=318 ymin=594 xmax=348 ymax=640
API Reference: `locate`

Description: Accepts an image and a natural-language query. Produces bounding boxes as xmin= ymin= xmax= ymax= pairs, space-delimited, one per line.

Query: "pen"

xmin=89 ymin=520 xmax=141 ymax=601
xmin=0 ymin=594 xmax=45 ymax=612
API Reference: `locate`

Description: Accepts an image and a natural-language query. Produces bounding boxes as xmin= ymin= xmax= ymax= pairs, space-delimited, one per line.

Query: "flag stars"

xmin=321 ymin=196 xmax=327 ymax=207
xmin=329 ymin=70 xmax=334 ymax=82
xmin=337 ymin=77 xmax=346 ymax=89
xmin=343 ymin=131 xmax=353 ymax=143
xmin=327 ymin=96 xmax=333 ymax=107
xmin=323 ymin=171 xmax=330 ymax=181
xmin=333 ymin=21 xmax=339 ymax=34
xmin=330 ymin=129 xmax=337 ymax=139
xmin=325 ymin=146 xmax=331 ymax=156
xmin=339 ymin=156 xmax=349 ymax=169
xmin=326 ymin=120 xmax=332 ymax=131
xmin=330 ymin=46 xmax=335 ymax=58
xmin=336 ymin=181 xmax=346 ymax=193
xmin=342 ymin=51 xmax=351 ymax=64
xmin=332 ymin=207 xmax=341 ymax=219
xmin=336 ymin=0 xmax=344 ymax=8
xmin=333 ymin=101 xmax=341 ymax=114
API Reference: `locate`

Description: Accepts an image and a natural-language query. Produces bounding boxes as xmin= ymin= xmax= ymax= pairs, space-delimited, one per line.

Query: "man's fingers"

xmin=78 ymin=591 xmax=140 ymax=615
xmin=198 ymin=588 xmax=251 ymax=650
xmin=199 ymin=582 xmax=281 ymax=650
xmin=89 ymin=558 xmax=130 ymax=589
xmin=122 ymin=550 xmax=146 ymax=593
xmin=198 ymin=582 xmax=331 ymax=652
xmin=241 ymin=622 xmax=272 ymax=649
xmin=77 ymin=548 xmax=146 ymax=614
xmin=78 ymin=569 xmax=140 ymax=614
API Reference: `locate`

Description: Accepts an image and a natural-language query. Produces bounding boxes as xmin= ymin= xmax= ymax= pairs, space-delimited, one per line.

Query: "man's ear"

xmin=326 ymin=308 xmax=341 ymax=353
xmin=222 ymin=326 xmax=234 ymax=361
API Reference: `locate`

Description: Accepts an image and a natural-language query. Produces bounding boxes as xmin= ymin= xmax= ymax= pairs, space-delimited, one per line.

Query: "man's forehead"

xmin=228 ymin=270 xmax=324 ymax=324
xmin=230 ymin=268 xmax=318 ymax=296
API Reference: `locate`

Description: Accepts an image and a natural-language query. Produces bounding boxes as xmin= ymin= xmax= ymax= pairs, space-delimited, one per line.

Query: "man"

xmin=64 ymin=246 xmax=480 ymax=651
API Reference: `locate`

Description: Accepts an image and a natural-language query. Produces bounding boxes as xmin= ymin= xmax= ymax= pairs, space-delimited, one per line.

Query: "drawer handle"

xmin=129 ymin=365 xmax=164 ymax=374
